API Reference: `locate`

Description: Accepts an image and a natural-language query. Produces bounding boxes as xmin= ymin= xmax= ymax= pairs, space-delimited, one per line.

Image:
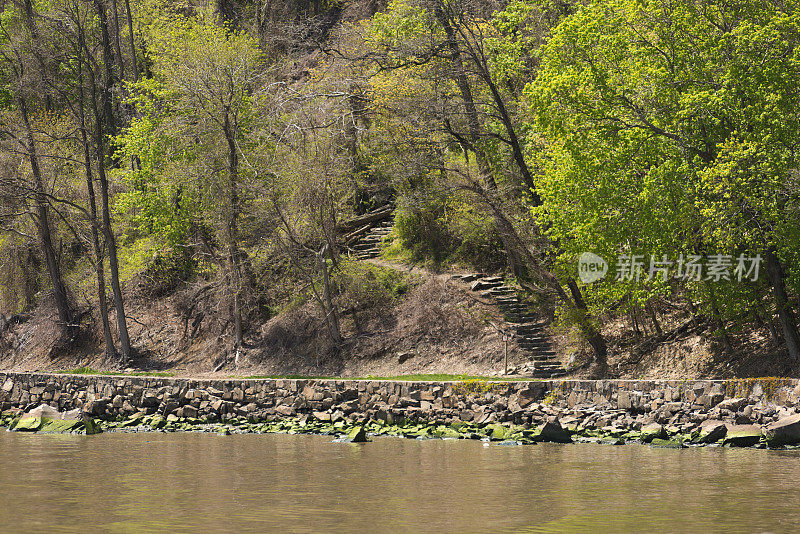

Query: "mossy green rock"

xmin=650 ymin=438 xmax=684 ymax=449
xmin=437 ymin=427 xmax=462 ymax=439
xmin=11 ymin=405 xmax=100 ymax=434
xmin=13 ymin=416 xmax=43 ymax=432
xmin=640 ymin=423 xmax=667 ymax=443
xmin=39 ymin=419 xmax=84 ymax=433
xmin=694 ymin=420 xmax=727 ymax=444
xmin=489 ymin=424 xmax=509 ymax=441
xmin=723 ymin=425 xmax=762 ymax=447
xmin=343 ymin=425 xmax=369 ymax=443
xmin=149 ymin=416 xmax=166 ymax=429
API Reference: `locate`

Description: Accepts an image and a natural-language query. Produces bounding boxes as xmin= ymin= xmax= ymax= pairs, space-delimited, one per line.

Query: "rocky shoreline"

xmin=3 ymin=372 xmax=800 ymax=448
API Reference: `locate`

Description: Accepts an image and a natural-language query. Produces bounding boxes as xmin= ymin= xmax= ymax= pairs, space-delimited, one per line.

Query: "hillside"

xmin=1 ymin=0 xmax=799 ymax=380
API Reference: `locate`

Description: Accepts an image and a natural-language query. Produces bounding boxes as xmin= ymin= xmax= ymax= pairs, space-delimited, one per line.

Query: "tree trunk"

xmin=706 ymin=282 xmax=733 ymax=355
xmin=76 ymin=23 xmax=116 ymax=359
xmin=566 ymin=278 xmax=608 ymax=366
xmin=124 ymin=0 xmax=138 ymax=81
xmin=447 ymin=13 xmax=540 ymax=201
xmin=317 ymin=249 xmax=342 ymax=343
xmin=83 ymin=35 xmax=132 ymax=363
xmin=95 ymin=0 xmax=118 ymax=138
xmin=646 ymin=301 xmax=663 ymax=336
xmin=18 ymin=96 xmax=73 ymax=332
xmin=766 ymin=246 xmax=800 ymax=362
xmin=110 ymin=0 xmax=126 ymax=81
xmin=223 ymin=111 xmax=244 ymax=351
xmin=435 ymin=6 xmax=496 ymax=190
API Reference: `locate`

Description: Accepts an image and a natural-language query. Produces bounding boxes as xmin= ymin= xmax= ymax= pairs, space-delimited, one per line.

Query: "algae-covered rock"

xmin=149 ymin=415 xmax=167 ymax=429
xmin=341 ymin=425 xmax=369 ymax=443
xmin=693 ymin=420 xmax=727 ymax=444
xmin=650 ymin=438 xmax=684 ymax=449
xmin=118 ymin=413 xmax=146 ymax=428
xmin=600 ymin=437 xmax=625 ymax=446
xmin=489 ymin=424 xmax=510 ymax=441
xmin=723 ymin=424 xmax=762 ymax=447
xmin=692 ymin=419 xmax=728 ymax=443
xmin=620 ymin=431 xmax=642 ymax=442
xmin=640 ymin=423 xmax=667 ymax=443
xmin=12 ymin=416 xmax=43 ymax=432
xmin=763 ymin=414 xmax=800 ymax=447
xmin=435 ymin=426 xmax=462 ymax=439
xmin=40 ymin=419 xmax=84 ymax=433
xmin=11 ymin=405 xmax=100 ymax=434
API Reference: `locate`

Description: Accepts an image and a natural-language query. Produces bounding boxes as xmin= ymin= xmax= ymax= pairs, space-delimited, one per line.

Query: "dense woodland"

xmin=1 ymin=0 xmax=799 ymax=376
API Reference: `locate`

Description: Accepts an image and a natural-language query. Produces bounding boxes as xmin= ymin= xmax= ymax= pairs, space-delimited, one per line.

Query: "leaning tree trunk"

xmin=435 ymin=6 xmax=496 ymax=190
xmin=19 ymin=96 xmax=73 ymax=332
xmin=76 ymin=25 xmax=117 ymax=359
xmin=83 ymin=34 xmax=132 ymax=363
xmin=317 ymin=248 xmax=342 ymax=344
xmin=766 ymin=246 xmax=800 ymax=362
xmin=481 ymin=186 xmax=609 ymax=367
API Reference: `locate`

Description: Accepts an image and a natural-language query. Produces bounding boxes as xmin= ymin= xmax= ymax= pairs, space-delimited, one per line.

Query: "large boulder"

xmin=11 ymin=404 xmax=100 ymax=435
xmin=694 ymin=419 xmax=727 ymax=444
xmin=723 ymin=424 xmax=762 ymax=447
xmin=640 ymin=423 xmax=667 ymax=443
xmin=762 ymin=414 xmax=800 ymax=447
xmin=535 ymin=421 xmax=572 ymax=443
xmin=340 ymin=425 xmax=369 ymax=443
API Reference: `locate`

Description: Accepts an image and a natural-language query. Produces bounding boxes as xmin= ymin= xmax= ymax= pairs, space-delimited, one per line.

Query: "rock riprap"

xmin=4 ymin=373 xmax=800 ymax=449
xmin=7 ymin=404 xmax=100 ymax=434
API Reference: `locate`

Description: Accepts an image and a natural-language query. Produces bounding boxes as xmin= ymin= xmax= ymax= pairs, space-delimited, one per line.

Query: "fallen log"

xmin=337 ymin=205 xmax=393 ymax=233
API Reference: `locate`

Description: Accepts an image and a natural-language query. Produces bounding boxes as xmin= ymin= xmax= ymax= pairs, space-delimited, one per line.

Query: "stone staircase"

xmin=342 ymin=206 xmax=565 ymax=378
xmin=350 ymin=219 xmax=394 ymax=260
xmin=452 ymin=273 xmax=567 ymax=379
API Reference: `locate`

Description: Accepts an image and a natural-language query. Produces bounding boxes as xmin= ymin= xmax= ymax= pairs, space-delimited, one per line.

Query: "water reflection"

xmin=0 ymin=431 xmax=797 ymax=533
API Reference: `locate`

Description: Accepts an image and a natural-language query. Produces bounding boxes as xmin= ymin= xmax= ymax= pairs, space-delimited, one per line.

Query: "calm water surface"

xmin=0 ymin=430 xmax=798 ymax=533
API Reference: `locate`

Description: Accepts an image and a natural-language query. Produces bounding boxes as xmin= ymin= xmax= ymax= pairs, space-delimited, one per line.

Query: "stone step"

xmin=501 ymin=308 xmax=529 ymax=315
xmin=506 ymin=315 xmax=539 ymax=323
xmin=515 ymin=328 xmax=545 ymax=336
xmin=353 ymin=243 xmax=379 ymax=251
xmin=489 ymin=287 xmax=515 ymax=294
xmin=523 ymin=351 xmax=557 ymax=358
xmin=471 ymin=280 xmax=503 ymax=291
xmin=482 ymin=276 xmax=504 ymax=283
xmin=517 ymin=338 xmax=552 ymax=349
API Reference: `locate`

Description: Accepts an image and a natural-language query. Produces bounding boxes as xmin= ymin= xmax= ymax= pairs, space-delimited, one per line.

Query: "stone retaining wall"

xmin=2 ymin=373 xmax=799 ymax=431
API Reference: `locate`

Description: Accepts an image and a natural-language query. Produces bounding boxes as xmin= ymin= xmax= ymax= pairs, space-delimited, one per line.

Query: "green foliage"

xmin=335 ymin=259 xmax=416 ymax=310
xmin=524 ymin=0 xmax=800 ymax=320
xmin=393 ymin=193 xmax=504 ymax=270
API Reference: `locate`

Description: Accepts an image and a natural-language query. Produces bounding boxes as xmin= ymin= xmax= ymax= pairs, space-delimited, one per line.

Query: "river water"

xmin=1 ymin=430 xmax=797 ymax=533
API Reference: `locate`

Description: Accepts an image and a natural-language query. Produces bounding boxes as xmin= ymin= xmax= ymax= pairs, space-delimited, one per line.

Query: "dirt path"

xmin=363 ymin=257 xmax=465 ymax=282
